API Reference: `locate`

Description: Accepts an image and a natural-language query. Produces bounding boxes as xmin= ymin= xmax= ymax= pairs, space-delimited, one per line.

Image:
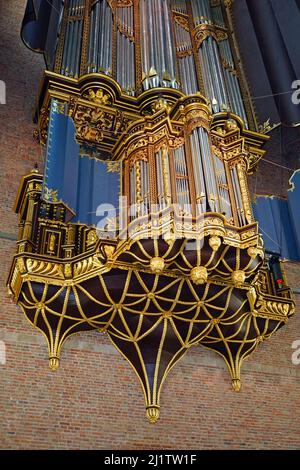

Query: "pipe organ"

xmin=8 ymin=0 xmax=295 ymax=423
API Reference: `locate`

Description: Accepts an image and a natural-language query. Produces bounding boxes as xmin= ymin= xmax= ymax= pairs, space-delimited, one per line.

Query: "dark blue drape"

xmin=43 ymin=99 xmax=120 ymax=227
xmin=253 ymin=171 xmax=300 ymax=261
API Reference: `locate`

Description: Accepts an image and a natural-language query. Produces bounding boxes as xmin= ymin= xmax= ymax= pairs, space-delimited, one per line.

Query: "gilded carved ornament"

xmin=192 ymin=23 xmax=228 ymax=50
xmin=70 ymin=101 xmax=128 ymax=145
xmin=173 ymin=13 xmax=189 ymax=32
xmin=83 ymin=88 xmax=111 ymax=106
xmin=245 ymin=151 xmax=265 ymax=174
xmin=258 ymin=118 xmax=280 ymax=134
xmin=116 ymin=0 xmax=133 ymax=7
xmin=34 ymin=106 xmax=49 ymax=146
xmin=43 ymin=187 xmax=58 ymax=202
xmin=26 ymin=259 xmax=64 ymax=278
xmin=151 ymin=98 xmax=172 ymax=114
xmin=86 ymin=229 xmax=98 ymax=247
xmin=223 ymin=0 xmax=234 ymax=7
xmin=129 ymin=150 xmax=148 ymax=168
xmin=116 ymin=15 xmax=134 ymax=42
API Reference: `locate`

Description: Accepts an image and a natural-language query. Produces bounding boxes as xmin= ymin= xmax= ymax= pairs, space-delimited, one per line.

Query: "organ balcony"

xmin=7 ymin=87 xmax=295 ymax=423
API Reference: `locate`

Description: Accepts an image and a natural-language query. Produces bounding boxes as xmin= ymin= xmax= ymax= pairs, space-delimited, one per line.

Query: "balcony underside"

xmin=8 ymin=228 xmax=294 ymax=423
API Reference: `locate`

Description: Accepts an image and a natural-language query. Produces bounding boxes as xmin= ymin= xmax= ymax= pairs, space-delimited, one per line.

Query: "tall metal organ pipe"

xmin=189 ymin=126 xmax=219 ymax=214
xmin=116 ymin=6 xmax=135 ymax=95
xmin=174 ymin=20 xmax=199 ymax=95
xmin=87 ymin=0 xmax=113 ymax=74
xmin=58 ymin=0 xmax=250 ymax=126
xmin=60 ymin=0 xmax=84 ymax=77
xmin=174 ymin=146 xmax=191 ymax=212
xmin=57 ymin=0 xmax=252 ymax=227
xmin=140 ymin=0 xmax=179 ymax=90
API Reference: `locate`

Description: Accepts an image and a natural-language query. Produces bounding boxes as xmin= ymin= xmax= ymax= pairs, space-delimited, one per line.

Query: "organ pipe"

xmin=171 ymin=0 xmax=187 ymax=14
xmin=199 ymin=37 xmax=229 ymax=112
xmin=231 ymin=166 xmax=246 ymax=226
xmin=155 ymin=148 xmax=172 ymax=209
xmin=174 ymin=146 xmax=191 ymax=212
xmin=173 ymin=20 xmax=198 ymax=95
xmin=213 ymin=153 xmax=232 ymax=220
xmin=57 ymin=0 xmax=253 ymax=128
xmin=191 ymin=0 xmax=212 ymax=26
xmin=57 ymin=0 xmax=255 ymax=228
xmin=87 ymin=0 xmax=113 ymax=75
xmin=140 ymin=0 xmax=179 ymax=90
xmin=116 ymin=6 xmax=135 ymax=95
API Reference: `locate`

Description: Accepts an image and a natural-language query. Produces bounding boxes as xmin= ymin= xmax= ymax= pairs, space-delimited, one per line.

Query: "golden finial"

xmin=31 ymin=163 xmax=39 ymax=174
xmin=146 ymin=406 xmax=160 ymax=424
xmin=232 ymin=378 xmax=241 ymax=392
xmin=49 ymin=357 xmax=59 ymax=371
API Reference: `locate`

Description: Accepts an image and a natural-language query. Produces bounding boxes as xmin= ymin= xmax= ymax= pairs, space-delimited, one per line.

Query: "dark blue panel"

xmin=288 ymin=170 xmax=300 ymax=259
xmin=253 ymin=195 xmax=300 ymax=261
xmin=75 ymin=157 xmax=93 ymax=225
xmin=270 ymin=197 xmax=299 ymax=261
xmin=43 ymin=100 xmax=80 ymax=219
xmin=73 ymin=156 xmax=120 ymax=228
xmin=44 ymin=100 xmax=120 ymax=228
xmin=246 ymin=0 xmax=300 ymax=125
xmin=253 ymin=197 xmax=280 ymax=253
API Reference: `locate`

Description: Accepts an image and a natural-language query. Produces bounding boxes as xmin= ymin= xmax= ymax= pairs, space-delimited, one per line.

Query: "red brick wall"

xmin=1 ymin=0 xmax=300 ymax=450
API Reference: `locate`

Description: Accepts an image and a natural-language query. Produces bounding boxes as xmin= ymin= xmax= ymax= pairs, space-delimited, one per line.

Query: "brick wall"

xmin=0 ymin=0 xmax=300 ymax=450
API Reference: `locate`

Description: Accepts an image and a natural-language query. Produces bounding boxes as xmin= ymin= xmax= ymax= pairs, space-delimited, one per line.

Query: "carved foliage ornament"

xmin=70 ymin=101 xmax=128 ymax=145
xmin=245 ymin=151 xmax=264 ymax=174
xmin=116 ymin=0 xmax=133 ymax=6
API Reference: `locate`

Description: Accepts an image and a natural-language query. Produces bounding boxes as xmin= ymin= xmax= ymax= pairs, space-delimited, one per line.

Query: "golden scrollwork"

xmin=151 ymin=98 xmax=172 ymax=114
xmin=43 ymin=187 xmax=58 ymax=202
xmin=173 ymin=13 xmax=189 ymax=32
xmin=73 ymin=105 xmax=108 ymax=143
xmin=258 ymin=118 xmax=280 ymax=135
xmin=116 ymin=0 xmax=133 ymax=7
xmin=68 ymin=97 xmax=129 ymax=148
xmin=236 ymin=163 xmax=253 ymax=224
xmin=107 ymin=161 xmax=122 ymax=173
xmin=129 ymin=150 xmax=148 ymax=167
xmin=26 ymin=259 xmax=64 ymax=278
xmin=74 ymin=257 xmax=95 ymax=276
xmin=86 ymin=229 xmax=98 ymax=247
xmin=223 ymin=0 xmax=234 ymax=8
xmin=245 ymin=151 xmax=265 ymax=174
xmin=192 ymin=24 xmax=228 ymax=50
xmin=34 ymin=106 xmax=49 ymax=145
xmin=256 ymin=299 xmax=294 ymax=319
